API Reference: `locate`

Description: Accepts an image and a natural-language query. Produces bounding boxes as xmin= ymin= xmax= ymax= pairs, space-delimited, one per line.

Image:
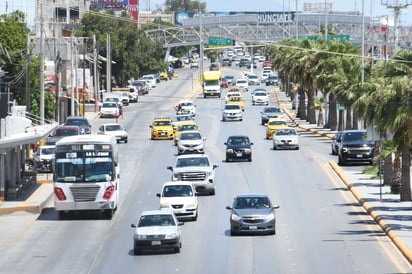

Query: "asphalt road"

xmin=0 ymin=64 xmax=411 ymax=274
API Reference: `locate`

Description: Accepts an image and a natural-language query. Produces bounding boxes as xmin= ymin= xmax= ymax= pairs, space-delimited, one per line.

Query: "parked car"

xmin=97 ymin=123 xmax=128 ymax=143
xmin=265 ymin=75 xmax=279 ymax=86
xmin=46 ymin=125 xmax=82 ymax=145
xmin=272 ymin=127 xmax=299 ymax=150
xmin=64 ymin=116 xmax=92 ymax=134
xmin=337 ymin=130 xmax=374 ymax=166
xmin=130 ymin=209 xmax=183 ymax=255
xmin=331 ymin=131 xmax=343 ymax=155
xmin=156 ymin=181 xmax=199 ymax=221
xmin=226 ymin=193 xmax=279 ymax=235
xmin=224 ymin=135 xmax=253 ymax=162
xmin=131 ymin=80 xmax=149 ymax=95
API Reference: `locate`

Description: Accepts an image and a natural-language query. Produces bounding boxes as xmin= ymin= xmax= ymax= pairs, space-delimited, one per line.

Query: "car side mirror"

xmin=213 ymin=164 xmax=219 ymax=169
xmin=178 ymin=222 xmax=184 ymax=226
xmin=225 ymin=206 xmax=232 ymax=210
xmin=224 ymin=142 xmax=227 ymax=145
xmin=273 ymin=205 xmax=280 ymax=209
xmin=250 ymin=142 xmax=254 ymax=145
xmin=131 ymin=224 xmax=137 ymax=228
xmin=167 ymin=166 xmax=173 ymax=171
xmin=156 ymin=193 xmax=160 ymax=198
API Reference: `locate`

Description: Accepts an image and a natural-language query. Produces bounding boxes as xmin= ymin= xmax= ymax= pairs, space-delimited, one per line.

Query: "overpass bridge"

xmin=144 ymin=11 xmax=412 ymax=58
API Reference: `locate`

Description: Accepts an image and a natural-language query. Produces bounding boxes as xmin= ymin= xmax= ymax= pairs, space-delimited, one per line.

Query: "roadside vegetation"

xmin=266 ymin=37 xmax=412 ymax=200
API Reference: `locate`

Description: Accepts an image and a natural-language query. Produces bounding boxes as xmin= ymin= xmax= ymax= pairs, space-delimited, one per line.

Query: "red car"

xmin=263 ymin=60 xmax=272 ymax=68
xmin=221 ymin=78 xmax=228 ymax=88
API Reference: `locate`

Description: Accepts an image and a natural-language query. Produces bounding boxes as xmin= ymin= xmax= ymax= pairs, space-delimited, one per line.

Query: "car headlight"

xmin=244 ymin=149 xmax=251 ymax=153
xmin=186 ymin=202 xmax=196 ymax=208
xmin=342 ymin=147 xmax=348 ymax=153
xmin=231 ymin=213 xmax=242 ymax=221
xmin=165 ymin=232 xmax=178 ymax=239
xmin=264 ymin=213 xmax=275 ymax=221
xmin=137 ymin=234 xmax=148 ymax=240
xmin=227 ymin=149 xmax=234 ymax=153
xmin=160 ymin=203 xmax=170 ymax=208
xmin=274 ymin=139 xmax=282 ymax=144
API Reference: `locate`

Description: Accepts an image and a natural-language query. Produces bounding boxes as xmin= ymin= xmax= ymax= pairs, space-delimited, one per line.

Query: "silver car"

xmin=177 ymin=130 xmax=205 ymax=155
xmin=222 ymin=104 xmax=243 ymax=122
xmin=226 ymin=194 xmax=280 ymax=236
xmin=131 ymin=209 xmax=183 ymax=255
xmin=272 ymin=127 xmax=299 ymax=150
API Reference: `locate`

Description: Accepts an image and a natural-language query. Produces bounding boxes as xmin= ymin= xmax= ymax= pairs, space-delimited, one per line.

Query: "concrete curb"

xmin=329 ymin=160 xmax=412 ymax=264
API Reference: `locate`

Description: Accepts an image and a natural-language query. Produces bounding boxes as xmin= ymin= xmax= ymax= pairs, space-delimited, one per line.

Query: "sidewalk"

xmin=1 ymin=92 xmax=412 ymax=264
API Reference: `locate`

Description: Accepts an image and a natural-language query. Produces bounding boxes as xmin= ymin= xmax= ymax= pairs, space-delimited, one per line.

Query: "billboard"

xmin=174 ymin=11 xmax=296 ymax=25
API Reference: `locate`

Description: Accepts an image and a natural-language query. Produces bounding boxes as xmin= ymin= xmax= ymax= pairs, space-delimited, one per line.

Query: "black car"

xmin=260 ymin=106 xmax=284 ymax=125
xmin=226 ymin=193 xmax=280 ymax=235
xmin=222 ymin=58 xmax=232 ymax=66
xmin=64 ymin=116 xmax=92 ymax=134
xmin=337 ymin=130 xmax=374 ymax=166
xmin=265 ymin=75 xmax=279 ymax=86
xmin=224 ymin=135 xmax=253 ymax=162
xmin=331 ymin=131 xmax=343 ymax=155
xmin=238 ymin=58 xmax=249 ymax=68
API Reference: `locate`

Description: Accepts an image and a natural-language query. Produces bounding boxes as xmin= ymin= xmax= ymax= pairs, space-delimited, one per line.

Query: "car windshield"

xmin=105 ymin=125 xmax=123 ymax=131
xmin=178 ymin=125 xmax=197 ymax=131
xmin=138 ymin=214 xmax=175 ymax=227
xmin=41 ymin=147 xmax=55 ymax=155
xmin=343 ymin=131 xmax=367 ymax=142
xmin=234 ymin=197 xmax=271 ymax=209
xmin=276 ymin=129 xmax=296 ymax=136
xmin=264 ymin=107 xmax=281 ymax=113
xmin=225 ymin=105 xmax=240 ymax=110
xmin=181 ymin=102 xmax=193 ymax=107
xmin=255 ymin=92 xmax=267 ymax=96
xmin=55 ymin=128 xmax=78 ymax=136
xmin=269 ymin=120 xmax=286 ymax=126
xmin=176 ymin=157 xmax=210 ymax=168
xmin=180 ymin=132 xmax=201 ymax=140
xmin=103 ymin=103 xmax=117 ymax=108
xmin=237 ymin=80 xmax=247 ymax=84
xmin=65 ymin=119 xmax=89 ymax=127
xmin=154 ymin=120 xmax=171 ymax=126
xmin=227 ymin=137 xmax=249 ymax=145
xmin=163 ymin=185 xmax=193 ymax=197
xmin=175 ymin=115 xmax=191 ymax=122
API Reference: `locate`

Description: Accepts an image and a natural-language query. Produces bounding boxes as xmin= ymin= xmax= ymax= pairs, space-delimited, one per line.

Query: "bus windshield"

xmin=55 ymin=150 xmax=114 ymax=183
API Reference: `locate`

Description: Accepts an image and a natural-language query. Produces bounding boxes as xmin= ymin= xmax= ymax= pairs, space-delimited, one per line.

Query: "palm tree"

xmin=312 ymin=96 xmax=325 ymax=126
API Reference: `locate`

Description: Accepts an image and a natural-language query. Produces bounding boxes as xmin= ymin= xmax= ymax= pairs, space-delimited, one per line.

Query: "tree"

xmin=164 ymin=0 xmax=207 ymax=13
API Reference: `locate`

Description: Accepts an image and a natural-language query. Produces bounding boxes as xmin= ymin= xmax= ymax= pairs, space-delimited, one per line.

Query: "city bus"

xmin=53 ymin=135 xmax=120 ymax=219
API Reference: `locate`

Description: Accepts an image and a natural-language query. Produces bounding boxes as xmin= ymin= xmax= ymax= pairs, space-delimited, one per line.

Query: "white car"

xmin=141 ymin=74 xmax=157 ymax=88
xmin=99 ymin=102 xmax=120 ymax=118
xmin=156 ymin=181 xmax=199 ymax=221
xmin=222 ymin=104 xmax=243 ymax=122
xmin=252 ymin=90 xmax=269 ymax=105
xmin=130 ymin=209 xmax=183 ymax=255
xmin=167 ymin=154 xmax=219 ymax=195
xmin=235 ymin=78 xmax=249 ymax=91
xmin=177 ymin=100 xmax=196 ymax=117
xmin=272 ymin=127 xmax=299 ymax=150
xmin=97 ymin=123 xmax=128 ymax=143
xmin=177 ymin=130 xmax=205 ymax=155
xmin=247 ymin=74 xmax=260 ymax=85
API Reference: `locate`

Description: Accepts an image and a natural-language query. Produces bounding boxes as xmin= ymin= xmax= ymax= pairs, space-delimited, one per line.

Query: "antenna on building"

xmin=381 ymin=0 xmax=412 ymax=47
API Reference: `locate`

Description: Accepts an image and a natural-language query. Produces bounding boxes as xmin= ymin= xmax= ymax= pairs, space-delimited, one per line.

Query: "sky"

xmin=1 ymin=0 xmax=412 ymax=27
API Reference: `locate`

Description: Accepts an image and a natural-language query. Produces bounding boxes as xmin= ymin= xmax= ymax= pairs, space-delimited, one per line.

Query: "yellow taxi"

xmin=173 ymin=120 xmax=201 ymax=145
xmin=226 ymin=96 xmax=245 ymax=111
xmin=225 ymin=88 xmax=244 ymax=100
xmin=150 ymin=117 xmax=174 ymax=140
xmin=265 ymin=117 xmax=289 ymax=139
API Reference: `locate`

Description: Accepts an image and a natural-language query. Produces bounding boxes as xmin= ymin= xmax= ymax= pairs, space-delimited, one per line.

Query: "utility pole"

xmin=106 ymin=34 xmax=111 ymax=94
xmin=39 ymin=4 xmax=45 ymax=124
xmin=93 ymin=35 xmax=98 ymax=112
xmin=381 ymin=0 xmax=412 ymax=49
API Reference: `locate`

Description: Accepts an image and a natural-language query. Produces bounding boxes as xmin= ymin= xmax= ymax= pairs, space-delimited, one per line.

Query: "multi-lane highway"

xmin=0 ymin=64 xmax=411 ymax=274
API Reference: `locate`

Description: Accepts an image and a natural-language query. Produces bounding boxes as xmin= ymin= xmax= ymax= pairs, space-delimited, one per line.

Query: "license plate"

xmin=151 ymin=241 xmax=161 ymax=245
xmin=356 ymin=154 xmax=363 ymax=158
xmin=160 ymin=132 xmax=165 ymax=136
xmin=236 ymin=152 xmax=243 ymax=157
xmin=249 ymin=226 xmax=257 ymax=230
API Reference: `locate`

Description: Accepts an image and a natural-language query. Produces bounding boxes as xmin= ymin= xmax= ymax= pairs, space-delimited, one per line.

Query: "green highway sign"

xmin=208 ymin=37 xmax=233 ymax=47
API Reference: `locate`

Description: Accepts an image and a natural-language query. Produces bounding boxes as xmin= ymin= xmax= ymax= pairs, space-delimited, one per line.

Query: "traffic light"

xmin=232 ymin=39 xmax=236 ymax=46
